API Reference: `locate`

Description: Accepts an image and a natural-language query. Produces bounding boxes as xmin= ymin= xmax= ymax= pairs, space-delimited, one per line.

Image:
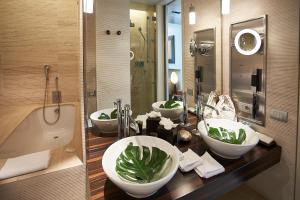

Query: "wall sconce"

xmin=221 ymin=0 xmax=230 ymax=15
xmin=83 ymin=0 xmax=94 ymax=14
xmin=170 ymin=72 xmax=179 ymax=95
xmin=189 ymin=4 xmax=196 ymax=25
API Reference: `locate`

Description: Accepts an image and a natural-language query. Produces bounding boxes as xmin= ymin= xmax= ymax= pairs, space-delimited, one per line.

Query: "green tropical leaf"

xmin=98 ymin=113 xmax=110 ymax=120
xmin=110 ymin=109 xmax=117 ymax=119
xmin=164 ymin=100 xmax=180 ymax=109
xmin=115 ymin=142 xmax=171 ymax=183
xmin=208 ymin=127 xmax=246 ymax=145
xmin=237 ymin=128 xmax=246 ymax=144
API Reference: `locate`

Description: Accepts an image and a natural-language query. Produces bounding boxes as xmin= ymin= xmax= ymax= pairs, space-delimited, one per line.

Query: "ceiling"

xmin=130 ymin=0 xmax=161 ymax=5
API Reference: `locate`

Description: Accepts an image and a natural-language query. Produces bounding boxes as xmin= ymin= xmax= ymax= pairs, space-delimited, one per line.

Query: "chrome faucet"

xmin=196 ymin=94 xmax=220 ymax=134
xmin=196 ymin=95 xmax=203 ymax=122
xmin=123 ymin=105 xmax=130 ymax=138
xmin=183 ymin=92 xmax=188 ymax=124
xmin=114 ymin=100 xmax=139 ymax=139
xmin=114 ymin=99 xmax=123 ymax=139
xmin=123 ymin=104 xmax=140 ymax=138
xmin=196 ymin=94 xmax=220 ymax=121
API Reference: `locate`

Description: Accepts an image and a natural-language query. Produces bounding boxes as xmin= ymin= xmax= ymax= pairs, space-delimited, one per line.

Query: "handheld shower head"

xmin=44 ymin=65 xmax=50 ymax=80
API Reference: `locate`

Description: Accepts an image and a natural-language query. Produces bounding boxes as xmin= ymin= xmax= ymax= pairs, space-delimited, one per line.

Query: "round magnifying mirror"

xmin=234 ymin=29 xmax=261 ymax=55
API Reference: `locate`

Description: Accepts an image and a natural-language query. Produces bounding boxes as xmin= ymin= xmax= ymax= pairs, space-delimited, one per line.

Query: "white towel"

xmin=195 ymin=152 xmax=225 ymax=178
xmin=174 ymin=147 xmax=203 ymax=172
xmin=0 ymin=150 xmax=50 ymax=180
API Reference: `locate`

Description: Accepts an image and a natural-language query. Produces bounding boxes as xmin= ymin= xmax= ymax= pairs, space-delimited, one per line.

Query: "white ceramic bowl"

xmin=90 ymin=108 xmax=117 ymax=133
xmin=152 ymin=101 xmax=183 ymax=120
xmin=198 ymin=119 xmax=259 ymax=159
xmin=102 ymin=136 xmax=179 ymax=198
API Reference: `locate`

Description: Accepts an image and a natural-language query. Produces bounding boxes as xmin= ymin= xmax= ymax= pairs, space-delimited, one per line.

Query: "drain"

xmin=53 ymin=136 xmax=59 ymax=139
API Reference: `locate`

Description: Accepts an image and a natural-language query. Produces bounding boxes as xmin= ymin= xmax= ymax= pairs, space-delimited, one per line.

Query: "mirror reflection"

xmin=83 ymin=0 xmax=222 ymax=133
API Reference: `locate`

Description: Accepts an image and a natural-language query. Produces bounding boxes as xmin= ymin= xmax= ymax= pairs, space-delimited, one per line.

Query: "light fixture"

xmin=170 ymin=72 xmax=178 ymax=85
xmin=234 ymin=29 xmax=262 ymax=56
xmin=189 ymin=4 xmax=196 ymax=25
xmin=83 ymin=0 xmax=94 ymax=14
xmin=170 ymin=72 xmax=179 ymax=96
xmin=221 ymin=0 xmax=230 ymax=15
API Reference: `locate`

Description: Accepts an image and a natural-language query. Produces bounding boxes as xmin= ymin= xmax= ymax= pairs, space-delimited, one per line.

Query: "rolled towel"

xmin=194 ymin=152 xmax=225 ymax=178
xmin=0 ymin=150 xmax=50 ymax=180
xmin=174 ymin=147 xmax=203 ymax=172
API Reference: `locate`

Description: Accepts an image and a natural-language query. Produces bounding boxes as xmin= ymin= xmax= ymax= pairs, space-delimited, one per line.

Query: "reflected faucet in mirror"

xmin=114 ymin=99 xmax=140 ymax=139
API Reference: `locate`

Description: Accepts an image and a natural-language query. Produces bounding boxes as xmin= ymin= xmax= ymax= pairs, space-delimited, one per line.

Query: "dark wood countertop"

xmin=87 ymin=115 xmax=281 ymax=200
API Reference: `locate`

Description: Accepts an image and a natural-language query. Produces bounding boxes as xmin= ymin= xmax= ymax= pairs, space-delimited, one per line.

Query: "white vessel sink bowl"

xmin=198 ymin=119 xmax=259 ymax=159
xmin=90 ymin=108 xmax=117 ymax=133
xmin=102 ymin=136 xmax=179 ymax=198
xmin=152 ymin=101 xmax=183 ymax=120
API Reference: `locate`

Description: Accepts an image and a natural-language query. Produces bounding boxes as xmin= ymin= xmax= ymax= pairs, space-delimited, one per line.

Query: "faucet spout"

xmin=202 ymin=104 xmax=220 ymax=115
xmin=123 ymin=104 xmax=140 ymax=137
xmin=114 ymin=99 xmax=123 ymax=139
xmin=201 ymin=103 xmax=220 ymax=135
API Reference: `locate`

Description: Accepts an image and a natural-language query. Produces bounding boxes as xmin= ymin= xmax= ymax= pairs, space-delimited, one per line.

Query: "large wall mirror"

xmin=83 ymin=0 xmax=222 ymax=128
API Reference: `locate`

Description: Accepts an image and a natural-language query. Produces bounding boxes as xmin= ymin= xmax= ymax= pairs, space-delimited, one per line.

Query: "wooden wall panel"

xmin=221 ymin=0 xmax=299 ymax=199
xmin=0 ymin=0 xmax=81 ymax=106
xmin=183 ymin=0 xmax=222 ymax=106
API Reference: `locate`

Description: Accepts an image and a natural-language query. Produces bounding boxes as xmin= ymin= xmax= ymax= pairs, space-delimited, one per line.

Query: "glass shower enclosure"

xmin=130 ymin=4 xmax=157 ymax=116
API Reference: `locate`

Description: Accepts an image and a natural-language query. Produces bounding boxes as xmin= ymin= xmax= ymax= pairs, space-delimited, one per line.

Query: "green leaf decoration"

xmin=237 ymin=128 xmax=246 ymax=144
xmin=163 ymin=100 xmax=180 ymax=109
xmin=159 ymin=104 xmax=165 ymax=108
xmin=110 ymin=109 xmax=118 ymax=119
xmin=98 ymin=113 xmax=110 ymax=120
xmin=208 ymin=127 xmax=246 ymax=145
xmin=115 ymin=142 xmax=171 ymax=183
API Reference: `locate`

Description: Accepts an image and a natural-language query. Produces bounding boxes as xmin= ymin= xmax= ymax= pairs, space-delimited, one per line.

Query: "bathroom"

xmin=0 ymin=0 xmax=299 ymax=199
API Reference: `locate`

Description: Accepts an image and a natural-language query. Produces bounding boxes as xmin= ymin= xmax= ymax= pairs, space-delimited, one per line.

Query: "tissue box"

xmin=157 ymin=125 xmax=178 ymax=145
xmin=146 ymin=117 xmax=160 ymax=136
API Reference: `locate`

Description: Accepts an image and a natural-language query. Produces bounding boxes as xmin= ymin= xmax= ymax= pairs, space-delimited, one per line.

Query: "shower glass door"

xmin=130 ymin=3 xmax=157 ymax=116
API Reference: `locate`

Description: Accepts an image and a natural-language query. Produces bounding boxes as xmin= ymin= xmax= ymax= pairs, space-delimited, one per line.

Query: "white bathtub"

xmin=0 ymin=104 xmax=75 ymax=159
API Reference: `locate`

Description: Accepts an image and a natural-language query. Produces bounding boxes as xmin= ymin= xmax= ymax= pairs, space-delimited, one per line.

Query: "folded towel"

xmin=135 ymin=114 xmax=148 ymax=129
xmin=174 ymin=147 xmax=203 ymax=172
xmin=195 ymin=152 xmax=225 ymax=178
xmin=0 ymin=150 xmax=50 ymax=180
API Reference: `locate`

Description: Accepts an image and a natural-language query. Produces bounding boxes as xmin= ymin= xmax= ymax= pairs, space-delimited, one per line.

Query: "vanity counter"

xmin=87 ymin=115 xmax=281 ymax=200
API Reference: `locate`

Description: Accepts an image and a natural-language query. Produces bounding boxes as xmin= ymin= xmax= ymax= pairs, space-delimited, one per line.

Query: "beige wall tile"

xmin=221 ymin=0 xmax=299 ymax=200
xmin=0 ymin=0 xmax=81 ymax=106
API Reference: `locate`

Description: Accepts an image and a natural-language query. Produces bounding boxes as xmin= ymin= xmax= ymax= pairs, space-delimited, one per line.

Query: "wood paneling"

xmin=183 ymin=0 xmax=222 ymax=106
xmin=221 ymin=0 xmax=299 ymax=199
xmin=0 ymin=0 xmax=81 ymax=106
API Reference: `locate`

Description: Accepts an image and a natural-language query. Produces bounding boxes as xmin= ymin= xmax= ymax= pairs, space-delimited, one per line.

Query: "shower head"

xmin=44 ymin=65 xmax=50 ymax=80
